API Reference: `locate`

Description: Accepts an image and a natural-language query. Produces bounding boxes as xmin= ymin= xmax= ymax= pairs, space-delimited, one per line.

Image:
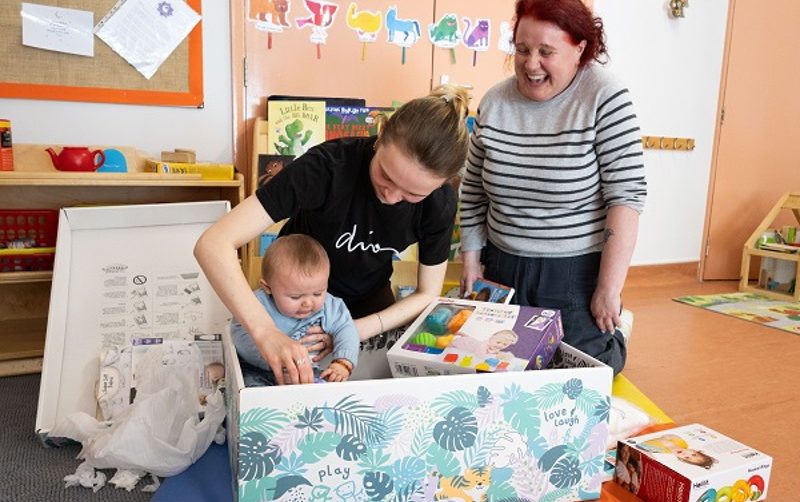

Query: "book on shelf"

xmin=441 ymin=281 xmax=460 ymax=298
xmin=255 ymin=154 xmax=295 ymax=188
xmin=144 ymin=159 xmax=234 ymax=180
xmin=259 ymin=232 xmax=279 ymax=256
xmin=325 ymin=105 xmax=395 ymax=140
xmin=267 ymin=95 xmax=365 ymax=107
xmin=266 ymin=100 xmax=326 ymax=157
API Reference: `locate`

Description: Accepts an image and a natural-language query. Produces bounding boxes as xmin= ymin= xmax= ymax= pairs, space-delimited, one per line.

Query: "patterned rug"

xmin=674 ymin=292 xmax=800 ymax=335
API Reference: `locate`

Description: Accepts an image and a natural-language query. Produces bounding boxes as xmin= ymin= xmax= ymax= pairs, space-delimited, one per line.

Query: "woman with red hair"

xmin=460 ymin=0 xmax=646 ymax=375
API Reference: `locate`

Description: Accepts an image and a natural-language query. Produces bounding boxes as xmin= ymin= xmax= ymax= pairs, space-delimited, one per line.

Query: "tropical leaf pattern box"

xmin=224 ymin=325 xmax=612 ymax=501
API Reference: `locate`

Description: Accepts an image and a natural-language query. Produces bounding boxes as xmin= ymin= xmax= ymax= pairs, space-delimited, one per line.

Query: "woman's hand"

xmin=590 ymin=287 xmax=622 ymax=335
xmin=460 ymin=250 xmax=483 ymax=297
xmin=300 ymin=325 xmax=334 ymax=362
xmin=253 ymin=327 xmax=314 ymax=385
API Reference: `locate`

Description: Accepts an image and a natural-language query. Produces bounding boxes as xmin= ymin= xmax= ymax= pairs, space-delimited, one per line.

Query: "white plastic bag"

xmin=52 ymin=342 xmax=226 ymax=480
xmin=606 ymin=396 xmax=654 ymax=450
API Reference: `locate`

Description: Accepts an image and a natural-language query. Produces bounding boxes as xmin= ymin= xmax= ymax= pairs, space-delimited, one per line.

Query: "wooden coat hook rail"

xmin=641 ymin=136 xmax=695 ymax=151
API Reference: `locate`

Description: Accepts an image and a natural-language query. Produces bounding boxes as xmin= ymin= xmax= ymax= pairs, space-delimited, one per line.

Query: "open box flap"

xmin=36 ymin=201 xmax=232 ymax=436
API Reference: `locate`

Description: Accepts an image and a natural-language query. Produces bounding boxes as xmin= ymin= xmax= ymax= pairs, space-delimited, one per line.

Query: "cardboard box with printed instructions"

xmin=36 ymin=202 xmax=232 ymax=440
xmin=614 ymin=424 xmax=772 ymax=502
xmin=387 ymin=297 xmax=563 ymax=377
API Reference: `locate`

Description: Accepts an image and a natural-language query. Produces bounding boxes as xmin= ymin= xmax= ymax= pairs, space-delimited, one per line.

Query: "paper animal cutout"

xmin=385 ymin=5 xmax=420 ymax=47
xmin=345 ymin=2 xmax=381 ymax=42
xmin=296 ymin=0 xmax=339 ymax=44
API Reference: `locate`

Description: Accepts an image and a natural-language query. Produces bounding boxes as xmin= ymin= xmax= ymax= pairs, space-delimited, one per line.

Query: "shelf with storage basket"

xmin=0 ymin=145 xmax=245 ymax=377
xmin=739 ymin=192 xmax=800 ymax=301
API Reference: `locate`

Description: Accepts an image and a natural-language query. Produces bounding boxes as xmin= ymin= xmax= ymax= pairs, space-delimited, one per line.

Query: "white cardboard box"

xmin=225 ymin=333 xmax=613 ymax=501
xmin=615 ymin=424 xmax=772 ymax=502
xmin=386 ymin=297 xmax=564 ymax=377
xmin=35 ymin=201 xmax=232 ymax=437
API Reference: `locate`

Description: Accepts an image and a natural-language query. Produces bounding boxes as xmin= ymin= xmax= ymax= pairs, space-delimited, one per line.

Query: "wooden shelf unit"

xmin=0 ymin=160 xmax=245 ymax=376
xmin=739 ymin=192 xmax=800 ymax=301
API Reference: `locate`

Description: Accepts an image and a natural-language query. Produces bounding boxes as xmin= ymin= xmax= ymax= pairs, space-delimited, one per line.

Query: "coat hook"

xmin=669 ymin=0 xmax=688 ymax=18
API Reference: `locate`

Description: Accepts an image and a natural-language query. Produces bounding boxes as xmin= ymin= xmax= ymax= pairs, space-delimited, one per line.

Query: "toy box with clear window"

xmin=614 ymin=423 xmax=772 ymax=502
xmin=387 ymin=297 xmax=563 ymax=377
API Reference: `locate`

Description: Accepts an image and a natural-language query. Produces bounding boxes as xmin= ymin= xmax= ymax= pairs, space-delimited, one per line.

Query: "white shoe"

xmin=619 ymin=309 xmax=634 ymax=345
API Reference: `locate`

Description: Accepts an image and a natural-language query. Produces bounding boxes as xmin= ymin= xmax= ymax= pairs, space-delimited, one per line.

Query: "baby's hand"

xmin=320 ymin=359 xmax=352 ymax=382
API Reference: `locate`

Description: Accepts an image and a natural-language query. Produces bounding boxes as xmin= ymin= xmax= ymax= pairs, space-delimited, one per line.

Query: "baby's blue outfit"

xmin=231 ymin=288 xmax=359 ymax=386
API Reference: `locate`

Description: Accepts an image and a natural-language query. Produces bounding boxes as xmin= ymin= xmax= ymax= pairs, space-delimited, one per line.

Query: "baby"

xmin=230 ymin=234 xmax=359 ymax=386
xmin=449 ymin=329 xmax=518 ymax=359
xmin=636 ymin=433 xmax=717 ymax=469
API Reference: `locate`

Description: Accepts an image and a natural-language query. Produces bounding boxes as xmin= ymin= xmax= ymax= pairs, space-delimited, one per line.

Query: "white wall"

xmin=594 ymin=0 xmax=729 ymax=265
xmin=0 ymin=2 xmax=232 ymax=164
xmin=0 ymin=1 xmax=729 ymax=265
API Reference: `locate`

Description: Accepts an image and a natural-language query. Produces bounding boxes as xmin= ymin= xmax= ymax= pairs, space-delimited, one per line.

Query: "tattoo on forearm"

xmin=603 ymin=228 xmax=615 ymax=243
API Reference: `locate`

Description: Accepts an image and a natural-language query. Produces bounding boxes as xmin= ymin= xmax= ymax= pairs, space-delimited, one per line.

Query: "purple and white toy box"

xmin=387 ymin=297 xmax=564 ymax=377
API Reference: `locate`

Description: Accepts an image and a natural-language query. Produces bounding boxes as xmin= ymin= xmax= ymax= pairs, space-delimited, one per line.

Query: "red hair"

xmin=513 ymin=0 xmax=608 ymax=66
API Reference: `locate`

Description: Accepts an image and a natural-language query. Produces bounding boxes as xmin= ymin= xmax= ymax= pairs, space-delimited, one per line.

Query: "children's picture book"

xmin=467 ymin=278 xmax=514 ymax=304
xmin=267 ymin=100 xmax=326 ymax=157
xmin=267 ymin=95 xmax=365 ymax=107
xmin=258 ymin=232 xmax=278 ymax=256
xmin=441 ymin=280 xmax=460 ymax=298
xmin=144 ymin=159 xmax=234 ymax=180
xmin=255 ymin=154 xmax=294 ymax=188
xmin=325 ymin=105 xmax=395 ymax=140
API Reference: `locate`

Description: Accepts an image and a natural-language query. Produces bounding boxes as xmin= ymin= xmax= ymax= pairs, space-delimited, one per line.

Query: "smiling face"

xmin=369 ymin=141 xmax=446 ymax=205
xmin=262 ymin=266 xmax=328 ymax=320
xmin=486 ymin=330 xmax=518 ymax=353
xmin=514 ymin=16 xmax=586 ymax=102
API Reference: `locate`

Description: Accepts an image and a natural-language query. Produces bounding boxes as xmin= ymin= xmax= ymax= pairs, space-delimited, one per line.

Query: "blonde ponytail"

xmin=377 ymin=85 xmax=471 ymax=179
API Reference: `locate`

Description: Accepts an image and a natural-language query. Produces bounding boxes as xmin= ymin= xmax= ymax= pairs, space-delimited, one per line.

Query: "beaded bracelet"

xmin=330 ymin=359 xmax=353 ymax=374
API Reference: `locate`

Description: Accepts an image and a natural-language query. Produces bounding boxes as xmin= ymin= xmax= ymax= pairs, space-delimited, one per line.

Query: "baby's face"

xmin=674 ymin=448 xmax=706 ymax=465
xmin=206 ymin=365 xmax=225 ymax=383
xmin=264 ymin=267 xmax=328 ymax=319
xmin=487 ymin=333 xmax=515 ymax=353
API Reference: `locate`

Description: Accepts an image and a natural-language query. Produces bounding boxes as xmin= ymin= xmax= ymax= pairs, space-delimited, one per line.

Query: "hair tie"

xmin=441 ymin=94 xmax=452 ymax=103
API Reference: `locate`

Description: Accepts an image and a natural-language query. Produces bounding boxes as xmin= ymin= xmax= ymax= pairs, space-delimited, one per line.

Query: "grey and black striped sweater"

xmin=459 ymin=65 xmax=647 ymax=258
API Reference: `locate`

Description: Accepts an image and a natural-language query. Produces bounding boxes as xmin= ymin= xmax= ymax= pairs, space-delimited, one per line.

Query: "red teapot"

xmin=45 ymin=146 xmax=105 ymax=172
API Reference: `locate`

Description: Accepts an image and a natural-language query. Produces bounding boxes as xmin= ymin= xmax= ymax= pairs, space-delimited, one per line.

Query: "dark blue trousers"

xmin=482 ymin=241 xmax=626 ymax=375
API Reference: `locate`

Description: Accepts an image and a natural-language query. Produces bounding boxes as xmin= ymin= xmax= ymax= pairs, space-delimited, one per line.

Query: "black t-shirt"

xmin=256 ymin=137 xmax=456 ymax=303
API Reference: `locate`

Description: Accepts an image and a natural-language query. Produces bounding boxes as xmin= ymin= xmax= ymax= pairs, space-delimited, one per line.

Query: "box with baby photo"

xmin=614 ymin=424 xmax=772 ymax=502
xmin=386 ymin=297 xmax=563 ymax=377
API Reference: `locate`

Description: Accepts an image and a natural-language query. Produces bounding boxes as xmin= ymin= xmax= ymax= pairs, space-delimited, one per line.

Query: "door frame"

xmin=698 ymin=0 xmax=736 ymax=281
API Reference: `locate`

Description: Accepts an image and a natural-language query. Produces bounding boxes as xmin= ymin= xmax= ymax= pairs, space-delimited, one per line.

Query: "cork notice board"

xmin=0 ymin=0 xmax=203 ymax=107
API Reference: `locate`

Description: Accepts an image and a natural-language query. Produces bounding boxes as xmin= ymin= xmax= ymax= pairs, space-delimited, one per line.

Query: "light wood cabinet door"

xmin=701 ymin=0 xmax=800 ymax=280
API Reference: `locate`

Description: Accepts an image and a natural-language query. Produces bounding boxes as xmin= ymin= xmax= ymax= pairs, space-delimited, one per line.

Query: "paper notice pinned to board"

xmin=21 ymin=3 xmax=95 ymax=57
xmin=94 ymin=0 xmax=200 ymax=79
